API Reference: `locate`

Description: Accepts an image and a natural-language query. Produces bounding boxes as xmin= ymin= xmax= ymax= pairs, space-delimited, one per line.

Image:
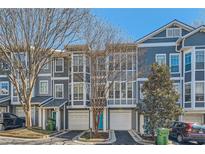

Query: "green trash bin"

xmin=157 ymin=128 xmax=169 ymax=145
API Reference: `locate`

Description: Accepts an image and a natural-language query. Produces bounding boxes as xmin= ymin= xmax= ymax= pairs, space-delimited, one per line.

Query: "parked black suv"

xmin=0 ymin=112 xmax=25 ymax=131
xmin=169 ymin=121 xmax=205 ymax=144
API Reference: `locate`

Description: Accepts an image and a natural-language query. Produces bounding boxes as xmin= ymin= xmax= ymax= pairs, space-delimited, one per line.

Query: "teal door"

xmin=52 ymin=111 xmax=56 ymax=121
xmin=98 ymin=112 xmax=103 ymax=130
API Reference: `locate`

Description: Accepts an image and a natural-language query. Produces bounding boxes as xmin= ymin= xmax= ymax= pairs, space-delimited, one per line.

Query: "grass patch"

xmin=81 ymin=132 xmax=109 ymax=140
xmin=0 ymin=128 xmax=54 ymax=139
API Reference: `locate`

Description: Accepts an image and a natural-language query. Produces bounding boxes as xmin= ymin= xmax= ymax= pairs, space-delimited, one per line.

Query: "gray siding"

xmin=35 ymin=76 xmax=52 ymax=96
xmin=54 ymin=57 xmax=69 ymax=77
xmin=184 ymin=32 xmax=205 ymax=46
xmin=53 ymin=80 xmax=69 ymax=99
xmin=143 ymin=38 xmax=178 ymax=43
xmin=138 ymin=46 xmax=178 ymax=78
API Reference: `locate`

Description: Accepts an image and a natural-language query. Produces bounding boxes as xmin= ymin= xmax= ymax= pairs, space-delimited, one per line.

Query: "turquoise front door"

xmin=98 ymin=112 xmax=103 ymax=130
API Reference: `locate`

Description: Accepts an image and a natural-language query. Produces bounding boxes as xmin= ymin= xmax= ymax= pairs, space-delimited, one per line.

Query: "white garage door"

xmin=183 ymin=114 xmax=204 ymax=124
xmin=110 ymin=110 xmax=132 ymax=130
xmin=68 ymin=110 xmax=89 ymax=130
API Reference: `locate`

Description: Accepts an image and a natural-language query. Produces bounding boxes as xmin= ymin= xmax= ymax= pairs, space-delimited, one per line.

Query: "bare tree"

xmin=80 ymin=16 xmax=135 ymax=136
xmin=0 ymin=8 xmax=89 ymax=128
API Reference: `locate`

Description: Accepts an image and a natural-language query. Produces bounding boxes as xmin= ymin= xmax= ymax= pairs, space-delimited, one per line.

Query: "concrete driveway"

xmin=111 ymin=131 xmax=139 ymax=145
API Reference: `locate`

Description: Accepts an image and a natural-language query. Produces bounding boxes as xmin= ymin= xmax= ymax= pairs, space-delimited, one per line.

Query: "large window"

xmin=121 ymin=82 xmax=126 ymax=98
xmin=39 ymin=80 xmax=48 ymax=94
xmin=195 ymin=82 xmax=204 ymax=101
xmin=155 ymin=54 xmax=166 ymax=65
xmin=115 ymin=82 xmax=120 ymax=99
xmin=195 ymin=50 xmax=204 ymax=70
xmin=127 ymin=83 xmax=132 ymax=98
xmin=73 ymin=55 xmax=83 ymax=72
xmin=185 ymin=83 xmax=191 ymax=102
xmin=0 ymin=82 xmax=9 ymax=95
xmin=140 ymin=83 xmax=144 ymax=100
xmin=185 ymin=53 xmax=191 ymax=71
xmin=170 ymin=54 xmax=179 ymax=73
xmin=73 ymin=83 xmax=83 ymax=100
xmin=166 ymin=28 xmax=181 ymax=38
xmin=109 ymin=84 xmax=114 ymax=99
xmin=55 ymin=84 xmax=64 ymax=98
xmin=55 ymin=58 xmax=64 ymax=72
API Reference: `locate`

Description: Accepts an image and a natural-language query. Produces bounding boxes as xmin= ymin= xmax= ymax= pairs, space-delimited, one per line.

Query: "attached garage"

xmin=68 ymin=110 xmax=89 ymax=130
xmin=183 ymin=114 xmax=204 ymax=124
xmin=110 ymin=109 xmax=132 ymax=130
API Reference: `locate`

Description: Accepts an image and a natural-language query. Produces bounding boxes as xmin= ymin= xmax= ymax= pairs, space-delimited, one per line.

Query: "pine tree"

xmin=141 ymin=63 xmax=182 ymax=138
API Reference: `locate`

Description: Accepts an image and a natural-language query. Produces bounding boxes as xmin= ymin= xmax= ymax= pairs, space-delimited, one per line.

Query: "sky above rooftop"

xmin=91 ymin=8 xmax=205 ymax=41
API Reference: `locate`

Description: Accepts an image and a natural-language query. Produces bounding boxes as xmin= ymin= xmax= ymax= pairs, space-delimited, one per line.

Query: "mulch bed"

xmin=139 ymin=134 xmax=156 ymax=141
xmin=81 ymin=132 xmax=109 ymax=140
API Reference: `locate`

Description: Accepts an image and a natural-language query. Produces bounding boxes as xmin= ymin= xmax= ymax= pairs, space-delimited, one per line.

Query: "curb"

xmin=128 ymin=130 xmax=154 ymax=145
xmin=0 ymin=130 xmax=66 ymax=141
xmin=72 ymin=130 xmax=116 ymax=145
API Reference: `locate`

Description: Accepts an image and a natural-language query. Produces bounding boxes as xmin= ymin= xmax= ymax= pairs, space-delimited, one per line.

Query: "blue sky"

xmin=92 ymin=9 xmax=205 ymax=41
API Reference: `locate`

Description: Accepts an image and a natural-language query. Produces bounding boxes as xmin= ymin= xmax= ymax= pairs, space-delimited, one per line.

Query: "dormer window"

xmin=166 ymin=28 xmax=182 ymax=38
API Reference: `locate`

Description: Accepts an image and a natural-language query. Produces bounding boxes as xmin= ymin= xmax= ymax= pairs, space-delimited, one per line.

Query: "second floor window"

xmin=185 ymin=83 xmax=191 ymax=102
xmin=156 ymin=54 xmax=166 ymax=65
xmin=73 ymin=83 xmax=83 ymax=100
xmin=195 ymin=82 xmax=204 ymax=102
xmin=170 ymin=54 xmax=179 ymax=73
xmin=55 ymin=58 xmax=64 ymax=73
xmin=195 ymin=50 xmax=204 ymax=70
xmin=39 ymin=81 xmax=48 ymax=95
xmin=55 ymin=84 xmax=64 ymax=99
xmin=185 ymin=52 xmax=191 ymax=72
xmin=0 ymin=82 xmax=9 ymax=95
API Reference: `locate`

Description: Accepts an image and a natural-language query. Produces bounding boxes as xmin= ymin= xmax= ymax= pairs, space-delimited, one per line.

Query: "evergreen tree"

xmin=141 ymin=63 xmax=182 ymax=138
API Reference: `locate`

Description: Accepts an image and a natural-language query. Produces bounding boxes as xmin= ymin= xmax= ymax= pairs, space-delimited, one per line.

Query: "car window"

xmin=9 ymin=114 xmax=17 ymax=119
xmin=192 ymin=125 xmax=203 ymax=133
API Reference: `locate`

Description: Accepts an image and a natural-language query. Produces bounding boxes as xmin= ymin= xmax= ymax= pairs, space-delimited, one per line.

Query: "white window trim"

xmin=139 ymin=83 xmax=144 ymax=100
xmin=55 ymin=84 xmax=64 ymax=99
xmin=169 ymin=53 xmax=180 ymax=74
xmin=166 ymin=28 xmax=182 ymax=38
xmin=0 ymin=81 xmax=9 ymax=95
xmin=195 ymin=49 xmax=205 ymax=71
xmin=195 ymin=81 xmax=204 ymax=103
xmin=155 ymin=53 xmax=166 ymax=65
xmin=43 ymin=59 xmax=49 ymax=70
xmin=55 ymin=58 xmax=64 ymax=73
xmin=39 ymin=80 xmax=49 ymax=95
xmin=184 ymin=52 xmax=192 ymax=73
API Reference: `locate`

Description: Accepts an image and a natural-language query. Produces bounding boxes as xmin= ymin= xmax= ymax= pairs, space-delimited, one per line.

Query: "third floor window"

xmin=185 ymin=52 xmax=191 ymax=72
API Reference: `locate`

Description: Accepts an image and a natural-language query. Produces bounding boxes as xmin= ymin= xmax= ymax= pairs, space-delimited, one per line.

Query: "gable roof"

xmin=135 ymin=19 xmax=195 ymax=44
xmin=180 ymin=25 xmax=205 ymax=40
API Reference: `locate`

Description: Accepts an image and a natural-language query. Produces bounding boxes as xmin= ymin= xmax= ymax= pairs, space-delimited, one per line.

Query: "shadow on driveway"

xmin=56 ymin=131 xmax=83 ymax=140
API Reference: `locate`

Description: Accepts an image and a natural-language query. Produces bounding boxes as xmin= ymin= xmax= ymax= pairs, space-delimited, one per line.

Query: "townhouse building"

xmin=0 ymin=19 xmax=205 ymax=133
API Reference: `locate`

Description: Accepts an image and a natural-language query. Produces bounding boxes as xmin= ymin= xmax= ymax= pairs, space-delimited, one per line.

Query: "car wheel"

xmin=0 ymin=124 xmax=5 ymax=131
xmin=197 ymin=142 xmax=204 ymax=145
xmin=177 ymin=134 xmax=183 ymax=143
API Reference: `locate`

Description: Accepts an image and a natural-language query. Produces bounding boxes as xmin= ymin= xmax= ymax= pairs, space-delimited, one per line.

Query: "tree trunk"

xmin=25 ymin=108 xmax=32 ymax=128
